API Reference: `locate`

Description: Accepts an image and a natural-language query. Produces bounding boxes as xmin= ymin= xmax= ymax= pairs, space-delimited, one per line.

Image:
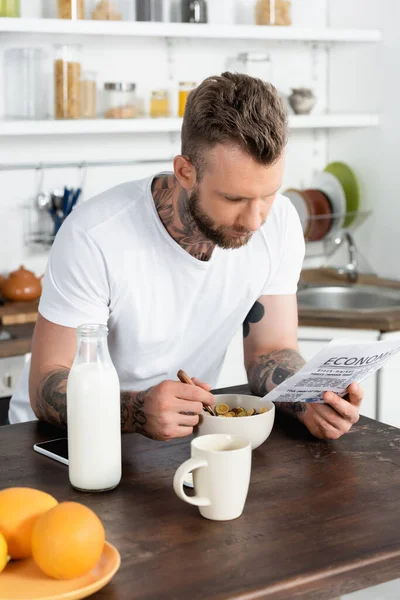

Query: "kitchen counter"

xmin=299 ymin=269 xmax=400 ymax=332
xmin=2 ymin=270 xmax=400 ymax=361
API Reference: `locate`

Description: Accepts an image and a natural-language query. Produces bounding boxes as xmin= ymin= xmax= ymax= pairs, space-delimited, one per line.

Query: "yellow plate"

xmin=0 ymin=541 xmax=120 ymax=600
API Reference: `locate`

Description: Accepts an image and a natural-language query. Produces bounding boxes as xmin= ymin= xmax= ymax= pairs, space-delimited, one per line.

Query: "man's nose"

xmin=239 ymin=201 xmax=266 ymax=232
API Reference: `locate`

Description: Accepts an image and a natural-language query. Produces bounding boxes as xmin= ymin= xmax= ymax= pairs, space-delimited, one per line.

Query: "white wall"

xmin=0 ymin=0 xmax=386 ymax=281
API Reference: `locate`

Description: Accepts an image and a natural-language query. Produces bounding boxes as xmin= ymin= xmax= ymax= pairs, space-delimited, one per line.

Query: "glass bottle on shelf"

xmin=58 ymin=0 xmax=85 ymax=19
xmin=178 ymin=82 xmax=196 ymax=118
xmin=67 ymin=324 xmax=122 ymax=493
xmin=81 ymin=71 xmax=97 ymax=118
xmin=255 ymin=0 xmax=292 ymax=26
xmin=54 ymin=45 xmax=82 ymax=119
xmin=0 ymin=0 xmax=20 ymax=17
xmin=150 ymin=90 xmax=170 ymax=118
xmin=4 ymin=48 xmax=48 ymax=120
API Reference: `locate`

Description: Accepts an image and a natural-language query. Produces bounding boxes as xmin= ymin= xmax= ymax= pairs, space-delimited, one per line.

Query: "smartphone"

xmin=33 ymin=438 xmax=69 ymax=466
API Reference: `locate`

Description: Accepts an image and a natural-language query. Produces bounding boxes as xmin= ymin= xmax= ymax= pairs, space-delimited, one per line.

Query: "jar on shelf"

xmin=150 ymin=90 xmax=170 ymax=118
xmin=178 ymin=82 xmax=196 ymax=118
xmin=0 ymin=0 xmax=20 ymax=17
xmin=90 ymin=0 xmax=133 ymax=20
xmin=81 ymin=71 xmax=97 ymax=118
xmin=54 ymin=45 xmax=82 ymax=119
xmin=255 ymin=0 xmax=292 ymax=26
xmin=104 ymin=82 xmax=137 ymax=119
xmin=58 ymin=0 xmax=85 ymax=19
xmin=4 ymin=48 xmax=48 ymax=120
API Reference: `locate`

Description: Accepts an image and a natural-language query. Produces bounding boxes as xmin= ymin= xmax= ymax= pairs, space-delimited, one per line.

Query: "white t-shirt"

xmin=9 ymin=174 xmax=305 ymax=423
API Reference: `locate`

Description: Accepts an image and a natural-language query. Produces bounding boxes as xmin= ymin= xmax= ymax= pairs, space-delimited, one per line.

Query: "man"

xmin=13 ymin=72 xmax=363 ymax=440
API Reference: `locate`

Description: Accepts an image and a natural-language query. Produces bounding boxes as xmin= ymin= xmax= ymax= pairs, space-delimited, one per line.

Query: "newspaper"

xmin=265 ymin=338 xmax=400 ymax=404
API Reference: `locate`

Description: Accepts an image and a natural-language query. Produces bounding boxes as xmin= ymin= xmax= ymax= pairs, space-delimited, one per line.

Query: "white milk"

xmin=67 ymin=362 xmax=121 ymax=491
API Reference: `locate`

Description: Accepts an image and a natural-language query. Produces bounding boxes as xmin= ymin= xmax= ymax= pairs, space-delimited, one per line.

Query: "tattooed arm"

xmin=30 ymin=315 xmax=213 ymax=439
xmin=29 ymin=315 xmax=152 ymax=433
xmin=243 ymin=295 xmax=308 ymax=422
xmin=243 ymin=296 xmax=364 ymax=438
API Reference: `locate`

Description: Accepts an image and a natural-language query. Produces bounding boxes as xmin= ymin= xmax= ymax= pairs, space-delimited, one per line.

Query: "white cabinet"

xmin=298 ymin=327 xmax=380 ymax=420
xmin=377 ymin=331 xmax=400 ymax=428
xmin=0 ymin=355 xmax=27 ymax=399
xmin=216 ymin=325 xmax=380 ymax=420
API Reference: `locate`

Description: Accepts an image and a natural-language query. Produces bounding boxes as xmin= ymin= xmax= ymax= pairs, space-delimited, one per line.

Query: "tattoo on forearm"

xmin=36 ymin=369 xmax=69 ymax=427
xmin=247 ymin=349 xmax=308 ymax=419
xmin=243 ymin=301 xmax=265 ymax=338
xmin=121 ymin=388 xmax=155 ymax=438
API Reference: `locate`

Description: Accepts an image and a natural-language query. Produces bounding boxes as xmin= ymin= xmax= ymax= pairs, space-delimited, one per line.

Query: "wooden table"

xmin=2 ymin=384 xmax=400 ymax=600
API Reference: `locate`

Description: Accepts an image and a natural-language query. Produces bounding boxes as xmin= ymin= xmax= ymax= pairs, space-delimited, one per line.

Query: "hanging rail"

xmin=0 ymin=158 xmax=174 ymax=172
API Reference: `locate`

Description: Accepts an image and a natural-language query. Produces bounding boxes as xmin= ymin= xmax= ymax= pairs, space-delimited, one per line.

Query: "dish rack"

xmin=304 ymin=209 xmax=372 ymax=259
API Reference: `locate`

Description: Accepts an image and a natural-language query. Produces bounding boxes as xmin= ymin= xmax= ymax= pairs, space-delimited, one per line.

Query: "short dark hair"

xmin=181 ymin=72 xmax=287 ymax=176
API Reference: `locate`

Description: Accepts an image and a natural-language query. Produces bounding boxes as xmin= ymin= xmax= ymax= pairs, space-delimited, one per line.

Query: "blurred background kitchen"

xmin=1 ymin=0 xmax=400 ymax=445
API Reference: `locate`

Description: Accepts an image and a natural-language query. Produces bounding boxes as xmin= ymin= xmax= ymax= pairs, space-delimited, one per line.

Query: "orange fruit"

xmin=32 ymin=502 xmax=105 ymax=580
xmin=0 ymin=532 xmax=9 ymax=573
xmin=0 ymin=487 xmax=58 ymax=559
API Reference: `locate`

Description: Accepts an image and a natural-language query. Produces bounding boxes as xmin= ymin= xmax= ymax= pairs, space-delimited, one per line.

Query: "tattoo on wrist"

xmin=36 ymin=368 xmax=69 ymax=427
xmin=121 ymin=387 xmax=155 ymax=439
xmin=243 ymin=301 xmax=265 ymax=338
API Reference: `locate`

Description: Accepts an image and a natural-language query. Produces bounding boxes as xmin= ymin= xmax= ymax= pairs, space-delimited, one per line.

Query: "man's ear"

xmin=174 ymin=155 xmax=197 ymax=190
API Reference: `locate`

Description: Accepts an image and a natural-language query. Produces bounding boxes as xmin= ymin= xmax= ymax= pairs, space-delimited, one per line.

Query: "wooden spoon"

xmin=177 ymin=370 xmax=215 ymax=416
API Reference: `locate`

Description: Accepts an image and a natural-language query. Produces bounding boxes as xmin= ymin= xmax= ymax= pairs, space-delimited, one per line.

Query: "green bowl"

xmin=324 ymin=162 xmax=360 ymax=227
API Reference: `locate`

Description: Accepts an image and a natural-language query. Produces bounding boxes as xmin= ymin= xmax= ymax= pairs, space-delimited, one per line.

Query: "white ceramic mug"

xmin=173 ymin=434 xmax=252 ymax=521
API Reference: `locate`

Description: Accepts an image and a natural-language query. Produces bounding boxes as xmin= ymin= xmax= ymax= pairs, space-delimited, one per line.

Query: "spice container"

xmin=4 ymin=48 xmax=48 ymax=120
xmin=104 ymin=82 xmax=137 ymax=119
xmin=178 ymin=82 xmax=196 ymax=118
xmin=150 ymin=90 xmax=170 ymax=118
xmin=58 ymin=0 xmax=85 ymax=19
xmin=255 ymin=0 xmax=292 ymax=26
xmin=81 ymin=71 xmax=97 ymax=118
xmin=0 ymin=0 xmax=20 ymax=17
xmin=54 ymin=45 xmax=82 ymax=119
xmin=136 ymin=0 xmax=162 ymax=21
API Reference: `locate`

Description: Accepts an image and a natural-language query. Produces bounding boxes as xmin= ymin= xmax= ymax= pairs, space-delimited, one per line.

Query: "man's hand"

xmin=133 ymin=379 xmax=214 ymax=441
xmin=298 ymin=383 xmax=363 ymax=440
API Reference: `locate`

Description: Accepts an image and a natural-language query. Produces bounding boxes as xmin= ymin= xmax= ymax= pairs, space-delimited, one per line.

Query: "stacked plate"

xmin=284 ymin=162 xmax=360 ymax=242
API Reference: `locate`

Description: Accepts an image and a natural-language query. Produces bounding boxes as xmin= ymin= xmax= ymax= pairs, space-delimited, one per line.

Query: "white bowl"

xmin=196 ymin=394 xmax=275 ymax=450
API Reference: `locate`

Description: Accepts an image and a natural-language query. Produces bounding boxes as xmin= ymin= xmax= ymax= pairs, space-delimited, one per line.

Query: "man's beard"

xmin=188 ymin=188 xmax=253 ymax=250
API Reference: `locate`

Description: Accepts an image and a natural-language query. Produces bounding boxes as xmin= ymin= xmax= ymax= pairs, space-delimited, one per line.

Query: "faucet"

xmin=331 ymin=231 xmax=359 ymax=283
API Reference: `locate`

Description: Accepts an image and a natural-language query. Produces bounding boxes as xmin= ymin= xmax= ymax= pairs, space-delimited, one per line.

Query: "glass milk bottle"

xmin=67 ymin=324 xmax=121 ymax=492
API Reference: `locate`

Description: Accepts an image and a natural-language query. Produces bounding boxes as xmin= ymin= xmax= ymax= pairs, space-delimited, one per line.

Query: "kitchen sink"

xmin=297 ymin=285 xmax=400 ymax=313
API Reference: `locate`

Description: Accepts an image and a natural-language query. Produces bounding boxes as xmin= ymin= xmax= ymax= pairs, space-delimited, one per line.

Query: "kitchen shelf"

xmin=0 ymin=115 xmax=380 ymax=137
xmin=0 ymin=18 xmax=382 ymax=43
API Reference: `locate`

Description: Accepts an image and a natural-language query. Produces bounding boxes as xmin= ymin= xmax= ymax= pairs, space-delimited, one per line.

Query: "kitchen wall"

xmin=0 ymin=0 xmax=384 ymax=278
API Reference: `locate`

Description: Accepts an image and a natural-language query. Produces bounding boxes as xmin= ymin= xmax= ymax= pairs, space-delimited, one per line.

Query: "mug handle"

xmin=173 ymin=458 xmax=211 ymax=507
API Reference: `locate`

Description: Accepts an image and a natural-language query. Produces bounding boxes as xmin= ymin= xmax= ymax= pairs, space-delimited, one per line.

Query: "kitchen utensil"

xmin=197 ymin=393 xmax=275 ymax=450
xmin=177 ymin=369 xmax=215 ymax=416
xmin=173 ymin=433 xmax=252 ymax=521
xmin=1 ymin=266 xmax=42 ymax=302
xmin=288 ymin=88 xmax=316 ymax=115
xmin=312 ymin=171 xmax=347 ymax=231
xmin=303 ymin=188 xmax=333 ymax=241
xmin=284 ymin=188 xmax=311 ymax=236
xmin=0 ymin=541 xmax=120 ymax=600
xmin=4 ymin=48 xmax=48 ymax=120
xmin=325 ymin=162 xmax=360 ymax=227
